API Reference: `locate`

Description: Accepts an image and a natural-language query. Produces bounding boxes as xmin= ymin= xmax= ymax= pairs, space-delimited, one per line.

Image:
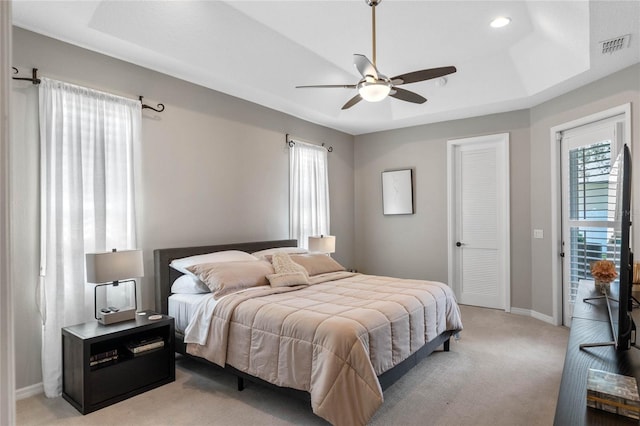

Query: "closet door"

xmin=448 ymin=133 xmax=510 ymax=310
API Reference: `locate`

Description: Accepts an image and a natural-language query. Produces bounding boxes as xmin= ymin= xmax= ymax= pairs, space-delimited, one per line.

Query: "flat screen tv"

xmin=580 ymin=143 xmax=634 ymax=352
xmin=614 ymin=143 xmax=634 ymax=351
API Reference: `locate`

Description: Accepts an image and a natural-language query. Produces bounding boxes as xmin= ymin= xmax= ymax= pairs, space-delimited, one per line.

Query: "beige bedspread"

xmin=187 ymin=271 xmax=463 ymax=426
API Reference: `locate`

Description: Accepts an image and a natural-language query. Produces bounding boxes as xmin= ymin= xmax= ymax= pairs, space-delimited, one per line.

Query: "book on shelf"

xmin=586 ymin=368 xmax=640 ymax=420
xmin=89 ymin=354 xmax=118 ymax=367
xmin=126 ymin=336 xmax=164 ymax=354
xmin=89 ymin=348 xmax=118 ymax=363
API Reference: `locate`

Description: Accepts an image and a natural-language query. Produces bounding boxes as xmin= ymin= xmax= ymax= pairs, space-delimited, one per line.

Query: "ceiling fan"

xmin=296 ymin=0 xmax=457 ymax=110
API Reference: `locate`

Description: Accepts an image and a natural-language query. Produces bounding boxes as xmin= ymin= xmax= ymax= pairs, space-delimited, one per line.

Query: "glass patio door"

xmin=561 ymin=117 xmax=623 ymax=326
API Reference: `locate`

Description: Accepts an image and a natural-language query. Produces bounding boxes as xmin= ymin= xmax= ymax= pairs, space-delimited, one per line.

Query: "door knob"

xmin=456 ymin=242 xmax=463 ymax=247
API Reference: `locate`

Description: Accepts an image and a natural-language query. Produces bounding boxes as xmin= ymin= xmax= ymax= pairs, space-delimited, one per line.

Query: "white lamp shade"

xmin=308 ymin=235 xmax=336 ymax=254
xmin=85 ymin=249 xmax=144 ymax=283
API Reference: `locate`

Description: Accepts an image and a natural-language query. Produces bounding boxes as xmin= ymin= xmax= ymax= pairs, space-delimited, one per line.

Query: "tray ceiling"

xmin=12 ymin=1 xmax=640 ymax=135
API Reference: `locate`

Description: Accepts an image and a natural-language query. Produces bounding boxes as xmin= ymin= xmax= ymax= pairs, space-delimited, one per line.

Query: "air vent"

xmin=600 ymin=34 xmax=631 ymax=54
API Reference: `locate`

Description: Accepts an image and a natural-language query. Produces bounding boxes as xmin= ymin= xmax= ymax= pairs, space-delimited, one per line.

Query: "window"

xmin=289 ymin=139 xmax=330 ymax=249
xmin=567 ymin=142 xmax=618 ymax=290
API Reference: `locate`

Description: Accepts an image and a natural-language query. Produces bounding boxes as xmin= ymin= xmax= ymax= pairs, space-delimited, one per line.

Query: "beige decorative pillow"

xmin=290 ymin=254 xmax=345 ymax=276
xmin=186 ymin=260 xmax=274 ymax=298
xmin=251 ymin=247 xmax=308 ymax=261
xmin=267 ymin=272 xmax=310 ymax=288
xmin=271 ymin=252 xmax=309 ymax=277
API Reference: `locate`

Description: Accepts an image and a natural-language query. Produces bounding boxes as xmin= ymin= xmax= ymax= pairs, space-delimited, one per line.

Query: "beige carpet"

xmin=16 ymin=305 xmax=569 ymax=425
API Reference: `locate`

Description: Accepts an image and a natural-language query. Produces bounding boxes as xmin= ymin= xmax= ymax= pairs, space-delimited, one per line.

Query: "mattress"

xmin=168 ymin=293 xmax=210 ymax=333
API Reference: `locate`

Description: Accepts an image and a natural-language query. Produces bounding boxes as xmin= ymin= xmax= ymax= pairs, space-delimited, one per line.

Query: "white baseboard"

xmin=511 ymin=307 xmax=556 ymax=325
xmin=531 ymin=310 xmax=556 ymax=325
xmin=510 ymin=307 xmax=531 ymax=316
xmin=16 ymin=382 xmax=43 ymax=400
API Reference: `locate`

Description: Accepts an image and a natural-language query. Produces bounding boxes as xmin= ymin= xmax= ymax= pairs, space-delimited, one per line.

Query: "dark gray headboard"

xmin=153 ymin=239 xmax=297 ymax=315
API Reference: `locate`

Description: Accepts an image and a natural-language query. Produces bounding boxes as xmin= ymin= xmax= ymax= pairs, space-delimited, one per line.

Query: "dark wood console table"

xmin=554 ymin=280 xmax=640 ymax=425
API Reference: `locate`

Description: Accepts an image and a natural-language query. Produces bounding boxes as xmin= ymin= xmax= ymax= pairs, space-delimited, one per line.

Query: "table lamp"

xmin=308 ymin=235 xmax=336 ymax=255
xmin=85 ymin=249 xmax=144 ymax=325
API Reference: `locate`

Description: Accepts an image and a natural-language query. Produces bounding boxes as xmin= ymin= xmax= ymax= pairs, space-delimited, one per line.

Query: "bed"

xmin=154 ymin=239 xmax=463 ymax=426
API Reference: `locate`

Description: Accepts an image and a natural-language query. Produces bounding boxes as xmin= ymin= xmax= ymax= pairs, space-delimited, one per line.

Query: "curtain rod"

xmin=12 ymin=67 xmax=40 ymax=84
xmin=138 ymin=96 xmax=165 ymax=113
xmin=286 ymin=134 xmax=333 ymax=152
xmin=11 ymin=67 xmax=165 ymax=113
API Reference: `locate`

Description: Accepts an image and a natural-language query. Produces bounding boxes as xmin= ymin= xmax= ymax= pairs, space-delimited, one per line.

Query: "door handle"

xmin=456 ymin=242 xmax=465 ymax=247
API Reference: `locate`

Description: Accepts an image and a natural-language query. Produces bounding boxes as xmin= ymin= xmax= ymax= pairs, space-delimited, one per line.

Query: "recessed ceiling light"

xmin=490 ymin=16 xmax=511 ymax=28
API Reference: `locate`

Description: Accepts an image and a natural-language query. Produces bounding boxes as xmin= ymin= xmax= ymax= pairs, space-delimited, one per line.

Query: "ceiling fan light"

xmin=490 ymin=16 xmax=511 ymax=28
xmin=358 ymin=81 xmax=391 ymax=102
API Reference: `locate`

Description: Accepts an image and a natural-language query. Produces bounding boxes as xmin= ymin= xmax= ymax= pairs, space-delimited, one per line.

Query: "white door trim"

xmin=549 ymin=103 xmax=631 ymax=326
xmin=0 ymin=0 xmax=16 ymax=424
xmin=447 ymin=133 xmax=511 ymax=312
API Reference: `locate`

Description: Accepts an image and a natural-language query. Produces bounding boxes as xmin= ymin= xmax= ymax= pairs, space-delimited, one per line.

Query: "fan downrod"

xmin=365 ymin=0 xmax=381 ymax=66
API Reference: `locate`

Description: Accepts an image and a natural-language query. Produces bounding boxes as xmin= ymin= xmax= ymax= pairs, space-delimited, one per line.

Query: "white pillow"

xmin=251 ymin=247 xmax=308 ymax=260
xmin=171 ymin=275 xmax=210 ymax=294
xmin=170 ymin=250 xmax=259 ymax=275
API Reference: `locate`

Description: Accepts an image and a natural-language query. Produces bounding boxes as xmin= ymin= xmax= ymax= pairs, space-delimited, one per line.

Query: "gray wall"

xmin=529 ymin=64 xmax=640 ymax=318
xmin=354 ymin=63 xmax=640 ymax=321
xmin=10 ymin=28 xmax=355 ymax=389
xmin=354 ymin=110 xmax=532 ymax=311
xmin=10 ymin=26 xmax=640 ymax=392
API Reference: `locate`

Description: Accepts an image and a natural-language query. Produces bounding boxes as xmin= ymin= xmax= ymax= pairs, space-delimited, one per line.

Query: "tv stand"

xmin=554 ymin=280 xmax=640 ymax=425
xmin=579 ymin=289 xmax=619 ymax=349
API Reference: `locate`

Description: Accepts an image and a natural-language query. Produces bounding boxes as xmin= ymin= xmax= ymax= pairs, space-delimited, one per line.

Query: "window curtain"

xmin=289 ymin=141 xmax=330 ymax=249
xmin=38 ymin=78 xmax=141 ymax=397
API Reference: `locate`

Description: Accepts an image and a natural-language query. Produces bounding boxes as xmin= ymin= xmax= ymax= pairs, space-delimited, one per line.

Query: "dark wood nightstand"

xmin=61 ymin=311 xmax=175 ymax=414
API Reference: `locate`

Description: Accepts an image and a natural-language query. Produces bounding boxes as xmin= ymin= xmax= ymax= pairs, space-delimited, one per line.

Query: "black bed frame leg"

xmin=237 ymin=376 xmax=245 ymax=391
xmin=444 ymin=338 xmax=450 ymax=352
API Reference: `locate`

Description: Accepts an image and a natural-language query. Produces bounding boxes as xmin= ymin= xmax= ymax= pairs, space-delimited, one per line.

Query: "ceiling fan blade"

xmin=296 ymin=84 xmax=357 ymax=89
xmin=341 ymin=94 xmax=363 ymax=110
xmin=391 ymin=66 xmax=457 ymax=85
xmin=389 ymin=87 xmax=427 ymax=104
xmin=353 ymin=54 xmax=379 ymax=79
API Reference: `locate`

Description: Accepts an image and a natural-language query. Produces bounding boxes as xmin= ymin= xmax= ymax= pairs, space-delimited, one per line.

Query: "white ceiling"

xmin=12 ymin=1 xmax=640 ymax=135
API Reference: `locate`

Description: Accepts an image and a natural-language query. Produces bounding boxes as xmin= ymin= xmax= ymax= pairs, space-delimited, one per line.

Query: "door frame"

xmin=447 ymin=133 xmax=511 ymax=312
xmin=550 ymin=103 xmax=631 ymax=326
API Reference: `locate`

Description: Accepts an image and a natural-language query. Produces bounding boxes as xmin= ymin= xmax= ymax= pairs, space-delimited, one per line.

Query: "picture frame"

xmin=382 ymin=169 xmax=414 ymax=215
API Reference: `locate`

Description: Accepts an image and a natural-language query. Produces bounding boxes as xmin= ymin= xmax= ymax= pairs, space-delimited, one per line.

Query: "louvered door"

xmin=449 ymin=134 xmax=509 ymax=310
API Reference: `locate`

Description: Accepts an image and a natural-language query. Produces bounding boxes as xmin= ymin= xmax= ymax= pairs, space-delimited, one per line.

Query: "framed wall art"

xmin=382 ymin=169 xmax=414 ymax=215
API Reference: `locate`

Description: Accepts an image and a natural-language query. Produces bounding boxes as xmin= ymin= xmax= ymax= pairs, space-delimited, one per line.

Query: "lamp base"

xmin=98 ymin=308 xmax=136 ymax=325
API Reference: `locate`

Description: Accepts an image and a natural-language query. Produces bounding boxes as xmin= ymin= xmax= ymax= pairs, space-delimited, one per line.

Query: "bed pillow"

xmin=290 ymin=254 xmax=346 ymax=276
xmin=267 ymin=272 xmax=310 ymax=288
xmin=186 ymin=260 xmax=274 ymax=298
xmin=251 ymin=247 xmax=308 ymax=261
xmin=170 ymin=275 xmax=210 ymax=294
xmin=271 ymin=252 xmax=309 ymax=277
xmin=170 ymin=250 xmax=259 ymax=276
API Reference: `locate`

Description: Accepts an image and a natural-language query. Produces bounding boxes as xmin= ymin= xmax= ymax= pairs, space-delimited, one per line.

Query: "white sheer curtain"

xmin=289 ymin=141 xmax=330 ymax=249
xmin=38 ymin=78 xmax=141 ymax=397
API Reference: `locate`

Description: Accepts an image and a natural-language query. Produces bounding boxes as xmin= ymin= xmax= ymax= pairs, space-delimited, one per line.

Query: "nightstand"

xmin=61 ymin=311 xmax=175 ymax=414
